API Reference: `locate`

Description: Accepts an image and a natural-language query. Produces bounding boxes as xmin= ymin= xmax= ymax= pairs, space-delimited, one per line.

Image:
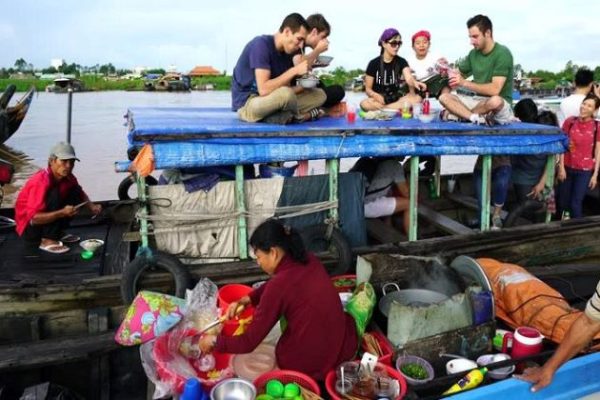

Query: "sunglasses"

xmin=387 ymin=40 xmax=402 ymax=47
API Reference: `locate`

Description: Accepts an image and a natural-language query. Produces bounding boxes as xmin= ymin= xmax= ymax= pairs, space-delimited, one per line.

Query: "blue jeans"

xmin=556 ymin=167 xmax=592 ymax=218
xmin=473 ymin=166 xmax=512 ymax=211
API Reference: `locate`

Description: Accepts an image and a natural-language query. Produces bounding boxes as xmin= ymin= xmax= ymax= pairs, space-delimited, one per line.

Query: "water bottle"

xmin=422 ymin=92 xmax=430 ymax=115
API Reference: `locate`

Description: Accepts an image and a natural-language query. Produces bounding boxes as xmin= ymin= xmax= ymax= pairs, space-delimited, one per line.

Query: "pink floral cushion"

xmin=115 ymin=291 xmax=186 ymax=346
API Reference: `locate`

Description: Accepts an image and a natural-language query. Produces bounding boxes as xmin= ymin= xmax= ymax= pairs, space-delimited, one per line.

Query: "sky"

xmin=1 ymin=0 xmax=599 ymax=75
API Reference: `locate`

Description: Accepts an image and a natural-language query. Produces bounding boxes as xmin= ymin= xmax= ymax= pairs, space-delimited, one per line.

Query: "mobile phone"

xmin=74 ymin=201 xmax=89 ymax=210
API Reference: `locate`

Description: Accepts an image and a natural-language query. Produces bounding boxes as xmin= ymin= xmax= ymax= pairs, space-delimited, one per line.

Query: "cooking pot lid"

xmin=449 ymin=255 xmax=493 ymax=293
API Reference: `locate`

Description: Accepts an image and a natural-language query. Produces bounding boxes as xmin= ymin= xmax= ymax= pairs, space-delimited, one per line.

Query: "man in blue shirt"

xmin=231 ymin=13 xmax=326 ymax=124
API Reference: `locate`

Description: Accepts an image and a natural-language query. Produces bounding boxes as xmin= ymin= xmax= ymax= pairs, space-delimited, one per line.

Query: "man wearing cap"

xmin=406 ymin=30 xmax=450 ymax=98
xmin=361 ymin=28 xmax=426 ymax=112
xmin=15 ymin=142 xmax=102 ymax=254
xmin=231 ymin=13 xmax=327 ymax=124
xmin=439 ymin=14 xmax=514 ymax=125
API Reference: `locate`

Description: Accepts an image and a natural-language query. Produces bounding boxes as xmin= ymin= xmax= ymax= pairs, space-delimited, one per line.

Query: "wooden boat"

xmin=45 ymin=77 xmax=86 ymax=93
xmin=0 ymin=85 xmax=35 ymax=144
xmin=3 ymin=105 xmax=598 ymax=398
xmin=143 ymin=73 xmax=191 ymax=92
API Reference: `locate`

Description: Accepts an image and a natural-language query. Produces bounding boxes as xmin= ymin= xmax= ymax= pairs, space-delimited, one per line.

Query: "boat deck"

xmin=0 ymin=202 xmax=132 ymax=287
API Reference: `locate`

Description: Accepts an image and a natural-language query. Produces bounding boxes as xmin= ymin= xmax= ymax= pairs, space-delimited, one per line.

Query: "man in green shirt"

xmin=440 ymin=14 xmax=514 ymax=125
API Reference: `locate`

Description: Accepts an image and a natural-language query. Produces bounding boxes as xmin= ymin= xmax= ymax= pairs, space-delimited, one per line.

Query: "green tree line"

xmin=1 ymin=58 xmax=599 ymax=92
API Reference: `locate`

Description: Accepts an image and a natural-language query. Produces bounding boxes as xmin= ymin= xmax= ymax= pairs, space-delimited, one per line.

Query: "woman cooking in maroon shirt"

xmin=199 ymin=219 xmax=358 ymax=380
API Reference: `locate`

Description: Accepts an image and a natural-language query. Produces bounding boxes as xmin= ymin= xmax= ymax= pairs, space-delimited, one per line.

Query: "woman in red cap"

xmin=406 ymin=30 xmax=450 ymax=98
xmin=361 ymin=28 xmax=426 ymax=111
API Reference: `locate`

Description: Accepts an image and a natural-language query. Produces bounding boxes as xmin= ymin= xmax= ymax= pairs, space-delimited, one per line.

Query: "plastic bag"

xmin=141 ymin=279 xmax=235 ymax=398
xmin=345 ymin=282 xmax=376 ymax=339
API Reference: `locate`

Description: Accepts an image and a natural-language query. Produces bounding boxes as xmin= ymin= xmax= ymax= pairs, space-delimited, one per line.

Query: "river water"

xmin=1 ymin=90 xmax=475 ymax=206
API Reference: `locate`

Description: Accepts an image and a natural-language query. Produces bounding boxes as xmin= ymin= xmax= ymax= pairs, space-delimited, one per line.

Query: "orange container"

xmin=218 ymin=284 xmax=254 ymax=336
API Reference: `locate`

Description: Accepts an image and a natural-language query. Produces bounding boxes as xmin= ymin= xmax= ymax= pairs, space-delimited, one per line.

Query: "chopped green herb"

xmin=401 ymin=363 xmax=429 ymax=380
xmin=333 ymin=278 xmax=355 ymax=287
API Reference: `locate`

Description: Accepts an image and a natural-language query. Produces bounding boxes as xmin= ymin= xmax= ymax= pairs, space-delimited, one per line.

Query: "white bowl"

xmin=298 ymin=78 xmax=319 ymax=89
xmin=381 ymin=108 xmax=398 ymax=118
xmin=417 ymin=112 xmax=436 ymax=123
xmin=446 ymin=358 xmax=478 ymax=375
xmin=477 ymin=353 xmax=515 ymax=379
xmin=80 ymin=239 xmax=104 ymax=252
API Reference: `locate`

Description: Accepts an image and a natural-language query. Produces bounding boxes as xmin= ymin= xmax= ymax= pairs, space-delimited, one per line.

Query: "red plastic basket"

xmin=362 ymin=330 xmax=395 ymax=366
xmin=325 ymin=363 xmax=407 ymax=400
xmin=331 ymin=274 xmax=357 ymax=293
xmin=254 ymin=370 xmax=321 ymax=396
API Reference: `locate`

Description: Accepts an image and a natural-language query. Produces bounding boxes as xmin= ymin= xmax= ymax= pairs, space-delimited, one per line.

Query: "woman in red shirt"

xmin=200 ymin=219 xmax=358 ymax=380
xmin=556 ymin=94 xmax=600 ymax=218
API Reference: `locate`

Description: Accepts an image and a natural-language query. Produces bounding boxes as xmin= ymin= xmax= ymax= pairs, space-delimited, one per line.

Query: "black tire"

xmin=117 ymin=174 xmax=158 ymax=200
xmin=504 ymin=199 xmax=545 ymax=227
xmin=120 ymin=251 xmax=192 ymax=304
xmin=300 ymin=224 xmax=353 ymax=276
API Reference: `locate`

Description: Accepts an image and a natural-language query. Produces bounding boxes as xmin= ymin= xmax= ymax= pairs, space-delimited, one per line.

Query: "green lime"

xmin=293 ymin=396 xmax=303 ymax=400
xmin=283 ymin=383 xmax=300 ymax=398
xmin=265 ymin=380 xmax=284 ymax=398
xmin=81 ymin=250 xmax=94 ymax=260
xmin=256 ymin=395 xmax=274 ymax=400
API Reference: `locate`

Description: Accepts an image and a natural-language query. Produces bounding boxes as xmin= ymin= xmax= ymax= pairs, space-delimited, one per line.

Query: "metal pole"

xmin=66 ymin=87 xmax=73 ymax=144
xmin=544 ymin=155 xmax=556 ymax=223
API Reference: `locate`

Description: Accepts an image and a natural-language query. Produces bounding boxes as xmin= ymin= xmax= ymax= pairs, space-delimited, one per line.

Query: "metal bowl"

xmin=298 ymin=78 xmax=319 ymax=89
xmin=80 ymin=239 xmax=104 ymax=252
xmin=476 ymin=353 xmax=515 ymax=380
xmin=210 ymin=378 xmax=256 ymax=400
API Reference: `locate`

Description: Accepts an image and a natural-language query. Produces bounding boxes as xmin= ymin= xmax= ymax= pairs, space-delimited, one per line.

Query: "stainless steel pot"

xmin=378 ymin=282 xmax=450 ymax=317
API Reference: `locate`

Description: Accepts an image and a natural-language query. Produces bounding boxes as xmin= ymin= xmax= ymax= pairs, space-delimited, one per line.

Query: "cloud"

xmin=1 ymin=0 xmax=599 ymax=73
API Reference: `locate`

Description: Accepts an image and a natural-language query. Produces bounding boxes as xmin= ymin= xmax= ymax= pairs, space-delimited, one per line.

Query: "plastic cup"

xmin=335 ymin=378 xmax=353 ymax=396
xmin=346 ymin=105 xmax=356 ymax=124
xmin=81 ymin=250 xmax=94 ymax=260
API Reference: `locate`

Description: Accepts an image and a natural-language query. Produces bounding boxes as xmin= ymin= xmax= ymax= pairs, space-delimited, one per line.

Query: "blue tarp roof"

xmin=115 ymin=107 xmax=568 ymax=171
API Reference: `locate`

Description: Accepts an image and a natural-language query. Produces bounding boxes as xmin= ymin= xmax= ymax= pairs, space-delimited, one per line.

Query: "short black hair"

xmin=537 ymin=110 xmax=558 ymax=127
xmin=306 ymin=13 xmax=330 ymax=36
xmin=467 ymin=14 xmax=493 ymax=35
xmin=514 ymin=98 xmax=538 ymax=123
xmin=279 ymin=13 xmax=309 ymax=34
xmin=575 ymin=68 xmax=594 ymax=88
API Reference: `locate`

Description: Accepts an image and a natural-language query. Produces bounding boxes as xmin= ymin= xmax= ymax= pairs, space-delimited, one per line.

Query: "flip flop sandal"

xmin=39 ymin=242 xmax=70 ymax=254
xmin=60 ymin=234 xmax=81 ymax=243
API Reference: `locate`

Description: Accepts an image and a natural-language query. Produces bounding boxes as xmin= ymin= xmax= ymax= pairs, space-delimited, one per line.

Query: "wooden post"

xmin=135 ymin=174 xmax=150 ymax=250
xmin=409 ymin=156 xmax=420 ymax=241
xmin=434 ymin=155 xmax=441 ymax=198
xmin=88 ymin=308 xmax=110 ymax=400
xmin=545 ymin=155 xmax=556 ymax=223
xmin=235 ymin=165 xmax=248 ymax=259
xmin=326 ymin=159 xmax=340 ymax=226
xmin=480 ymin=155 xmax=492 ymax=231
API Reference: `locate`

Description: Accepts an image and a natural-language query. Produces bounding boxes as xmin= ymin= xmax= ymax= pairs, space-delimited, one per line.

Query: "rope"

xmin=140 ymin=200 xmax=338 ymax=223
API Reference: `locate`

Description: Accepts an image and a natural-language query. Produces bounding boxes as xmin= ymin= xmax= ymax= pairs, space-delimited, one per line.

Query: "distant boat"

xmin=45 ymin=77 xmax=86 ymax=93
xmin=144 ymin=73 xmax=191 ymax=92
xmin=0 ymin=85 xmax=35 ymax=144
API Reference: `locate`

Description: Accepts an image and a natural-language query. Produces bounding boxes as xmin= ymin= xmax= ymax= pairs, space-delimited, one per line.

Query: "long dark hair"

xmin=250 ymin=219 xmax=308 ymax=264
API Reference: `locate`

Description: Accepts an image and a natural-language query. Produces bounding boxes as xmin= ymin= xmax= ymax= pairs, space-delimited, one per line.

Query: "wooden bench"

xmin=418 ymin=204 xmax=473 ymax=235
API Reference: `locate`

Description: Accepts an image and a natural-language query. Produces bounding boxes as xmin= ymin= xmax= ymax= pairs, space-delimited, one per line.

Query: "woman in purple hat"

xmin=361 ymin=28 xmax=426 ymax=111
